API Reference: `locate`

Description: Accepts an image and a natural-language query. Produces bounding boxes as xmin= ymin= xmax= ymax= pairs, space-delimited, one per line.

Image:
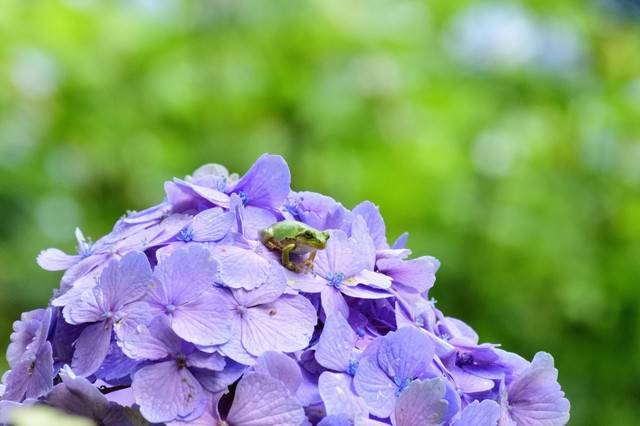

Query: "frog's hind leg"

xmin=263 ymin=239 xmax=280 ymax=251
xmin=303 ymin=250 xmax=317 ymax=272
xmin=282 ymin=243 xmax=304 ymax=272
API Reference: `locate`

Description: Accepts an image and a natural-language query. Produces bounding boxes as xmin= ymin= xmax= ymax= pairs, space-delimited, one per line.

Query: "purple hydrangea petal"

xmin=318 ymin=414 xmax=353 ymax=426
xmin=218 ymin=320 xmax=257 ymax=365
xmin=226 ymin=372 xmax=305 ymax=426
xmin=190 ymin=207 xmax=234 ymax=242
xmin=132 ymin=361 xmax=204 ymax=423
xmin=314 ymin=230 xmax=360 ymax=279
xmin=185 ymin=350 xmax=226 ymax=372
xmin=439 ymin=317 xmax=480 ymax=345
xmin=241 ymin=206 xmax=278 ymax=240
xmin=241 ymin=295 xmax=317 ymax=356
xmin=62 ymin=287 xmax=105 ymax=325
xmin=503 ymin=352 xmax=570 ymax=426
xmin=151 ymin=245 xmax=217 ymax=306
xmin=118 ymin=317 xmax=177 ymax=361
xmin=171 ymin=288 xmax=233 ymax=346
xmin=36 ymin=248 xmax=81 ymax=271
xmin=449 ymin=365 xmax=496 ymax=394
xmin=392 ymin=378 xmax=448 ymax=426
xmin=453 ymin=400 xmax=501 ymax=426
xmin=7 ymin=309 xmax=48 ymax=368
xmin=193 ymin=360 xmax=247 ymax=393
xmin=320 ymin=287 xmax=350 ymax=319
xmin=349 ymin=270 xmax=393 ymax=290
xmin=230 ymin=154 xmax=291 ymax=209
xmin=71 ymin=320 xmax=113 ymax=377
xmin=99 ymin=251 xmax=152 ymax=309
xmin=285 ymin=270 xmax=327 ymax=293
xmin=166 ymin=178 xmax=230 ymax=211
xmin=112 ymin=300 xmax=152 ymax=342
xmin=166 ymin=392 xmax=225 ymax=426
xmin=212 ymin=245 xmax=279 ymax=290
xmin=253 ymin=351 xmax=302 ymax=395
xmin=95 ymin=342 xmax=140 ymax=383
xmin=349 ymin=216 xmax=377 ymax=271
xmin=44 ymin=365 xmax=110 ymax=421
xmin=340 ymin=284 xmax=392 ymax=299
xmin=392 ymin=232 xmax=409 ymax=249
xmin=376 ymin=327 xmax=435 ymax=382
xmin=377 ymin=256 xmax=440 ymax=294
xmin=289 ymin=191 xmax=352 ymax=232
xmin=352 ymin=200 xmax=388 ymax=251
xmin=353 ymin=344 xmax=397 ymax=418
xmin=231 ymin=269 xmax=287 ymax=307
xmin=318 ymin=372 xmax=368 ymax=419
xmin=315 ymin=314 xmax=357 ymax=372
xmin=2 ymin=342 xmax=53 ymax=401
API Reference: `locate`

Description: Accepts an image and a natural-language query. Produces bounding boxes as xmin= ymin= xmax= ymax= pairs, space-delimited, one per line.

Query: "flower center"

xmin=237 ymin=191 xmax=249 ymax=206
xmin=347 ymin=358 xmax=359 ymax=376
xmin=176 ymin=355 xmax=187 ymax=370
xmin=356 ymin=327 xmax=366 ymax=338
xmin=236 ymin=305 xmax=248 ymax=317
xmin=165 ymin=304 xmax=176 ymax=314
xmin=456 ymin=352 xmax=474 ymax=367
xmin=283 ymin=197 xmax=303 ymax=217
xmin=178 ymin=227 xmax=194 ymax=242
xmin=394 ymin=377 xmax=412 ymax=396
xmin=327 ymin=272 xmax=345 ymax=289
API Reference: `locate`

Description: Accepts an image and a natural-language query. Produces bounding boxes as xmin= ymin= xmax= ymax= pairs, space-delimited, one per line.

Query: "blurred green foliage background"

xmin=0 ymin=0 xmax=639 ymax=424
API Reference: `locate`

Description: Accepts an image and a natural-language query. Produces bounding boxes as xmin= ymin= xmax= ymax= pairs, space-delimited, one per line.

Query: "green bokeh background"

xmin=0 ymin=1 xmax=639 ymax=424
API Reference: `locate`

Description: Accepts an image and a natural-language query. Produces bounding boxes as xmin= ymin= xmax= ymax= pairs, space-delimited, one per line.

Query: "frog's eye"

xmin=303 ymin=231 xmax=314 ymax=239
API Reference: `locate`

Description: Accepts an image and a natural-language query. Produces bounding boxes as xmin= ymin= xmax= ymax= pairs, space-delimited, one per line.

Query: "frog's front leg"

xmin=281 ymin=243 xmax=304 ymax=272
xmin=303 ymin=250 xmax=317 ymax=272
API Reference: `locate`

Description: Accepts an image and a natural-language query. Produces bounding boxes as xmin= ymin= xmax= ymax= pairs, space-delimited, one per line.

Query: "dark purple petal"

xmin=71 ymin=320 xmax=112 ymax=377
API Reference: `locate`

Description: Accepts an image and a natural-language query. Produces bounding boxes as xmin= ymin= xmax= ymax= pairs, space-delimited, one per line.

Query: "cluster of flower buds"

xmin=0 ymin=154 xmax=570 ymax=425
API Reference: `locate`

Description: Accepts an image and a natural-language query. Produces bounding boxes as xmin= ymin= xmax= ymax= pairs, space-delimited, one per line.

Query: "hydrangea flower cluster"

xmin=0 ymin=154 xmax=570 ymax=425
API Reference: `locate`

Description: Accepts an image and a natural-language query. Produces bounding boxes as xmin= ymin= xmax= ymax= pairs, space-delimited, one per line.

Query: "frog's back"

xmin=269 ymin=220 xmax=309 ymax=241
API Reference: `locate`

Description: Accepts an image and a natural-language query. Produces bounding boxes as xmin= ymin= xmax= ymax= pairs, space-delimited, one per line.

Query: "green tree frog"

xmin=259 ymin=220 xmax=330 ymax=272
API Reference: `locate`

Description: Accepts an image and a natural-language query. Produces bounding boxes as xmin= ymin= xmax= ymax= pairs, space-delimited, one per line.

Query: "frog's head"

xmin=297 ymin=228 xmax=330 ymax=250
